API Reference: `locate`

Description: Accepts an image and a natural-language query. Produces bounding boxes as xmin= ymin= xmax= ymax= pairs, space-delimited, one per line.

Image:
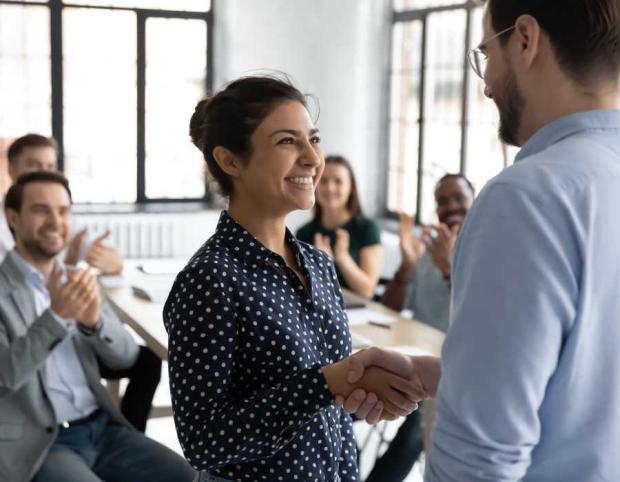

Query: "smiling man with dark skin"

xmin=363 ymin=173 xmax=474 ymax=482
xmin=382 ymin=173 xmax=475 ymax=331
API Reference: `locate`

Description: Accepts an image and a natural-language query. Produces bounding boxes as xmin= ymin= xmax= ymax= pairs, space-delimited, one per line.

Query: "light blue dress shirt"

xmin=426 ymin=109 xmax=620 ymax=482
xmin=11 ymin=251 xmax=99 ymax=423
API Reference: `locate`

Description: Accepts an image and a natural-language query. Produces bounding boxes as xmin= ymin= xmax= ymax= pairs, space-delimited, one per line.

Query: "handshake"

xmin=322 ymin=348 xmax=441 ymax=423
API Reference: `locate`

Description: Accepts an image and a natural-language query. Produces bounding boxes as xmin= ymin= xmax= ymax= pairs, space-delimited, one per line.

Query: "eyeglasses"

xmin=467 ymin=25 xmax=516 ymax=79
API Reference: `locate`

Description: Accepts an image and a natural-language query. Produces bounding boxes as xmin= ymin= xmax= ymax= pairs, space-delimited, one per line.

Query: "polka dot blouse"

xmin=163 ymin=211 xmax=359 ymax=482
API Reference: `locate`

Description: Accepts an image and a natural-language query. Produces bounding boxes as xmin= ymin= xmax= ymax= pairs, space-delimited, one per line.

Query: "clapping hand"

xmin=47 ymin=268 xmax=101 ymax=328
xmin=424 ymin=223 xmax=459 ymax=278
xmin=84 ymin=231 xmax=124 ymax=275
xmin=399 ymin=212 xmax=426 ymax=269
xmin=64 ymin=227 xmax=88 ymax=267
xmin=65 ymin=229 xmax=124 ymax=275
xmin=333 ymin=229 xmax=350 ymax=262
xmin=314 ymin=233 xmax=334 ymax=259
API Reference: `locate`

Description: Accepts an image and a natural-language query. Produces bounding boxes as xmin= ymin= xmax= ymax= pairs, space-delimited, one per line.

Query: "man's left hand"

xmin=426 ymin=223 xmax=459 ymax=278
xmin=85 ymin=231 xmax=124 ymax=275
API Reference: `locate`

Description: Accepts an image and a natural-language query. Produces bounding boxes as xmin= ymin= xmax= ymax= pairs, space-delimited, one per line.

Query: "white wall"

xmin=212 ymin=0 xmax=393 ymax=223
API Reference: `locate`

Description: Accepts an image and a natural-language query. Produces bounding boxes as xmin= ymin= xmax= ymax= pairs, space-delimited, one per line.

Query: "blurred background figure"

xmin=366 ymin=173 xmax=474 ymax=482
xmin=1 ymin=133 xmax=161 ymax=433
xmin=297 ymin=155 xmax=383 ymax=299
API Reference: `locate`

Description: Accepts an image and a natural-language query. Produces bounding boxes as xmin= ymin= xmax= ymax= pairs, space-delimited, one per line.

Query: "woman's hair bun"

xmin=189 ymin=97 xmax=210 ymax=151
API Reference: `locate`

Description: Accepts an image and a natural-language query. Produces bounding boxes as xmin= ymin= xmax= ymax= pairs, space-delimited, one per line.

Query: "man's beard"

xmin=496 ymin=67 xmax=525 ymax=146
xmin=439 ymin=209 xmax=467 ymax=228
xmin=22 ymin=238 xmax=63 ymax=262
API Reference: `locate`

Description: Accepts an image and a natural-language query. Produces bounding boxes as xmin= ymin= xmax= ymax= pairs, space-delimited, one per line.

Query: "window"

xmin=394 ymin=0 xmax=463 ymax=10
xmin=68 ymin=0 xmax=210 ymax=10
xmin=144 ymin=17 xmax=207 ymax=200
xmin=0 ymin=0 xmax=212 ymax=204
xmin=387 ymin=21 xmax=423 ymax=214
xmin=464 ymin=8 xmax=514 ymax=192
xmin=388 ymin=1 xmax=513 ymax=223
xmin=63 ymin=8 xmax=137 ymax=203
xmin=0 ymin=4 xmax=51 ymax=138
xmin=420 ymin=9 xmax=466 ymax=222
xmin=0 ymin=4 xmax=51 ymax=192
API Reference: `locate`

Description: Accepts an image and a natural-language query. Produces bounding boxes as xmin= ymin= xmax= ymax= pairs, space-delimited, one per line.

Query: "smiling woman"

xmin=163 ymin=76 xmax=423 ymax=482
xmin=296 ymin=155 xmax=384 ymax=299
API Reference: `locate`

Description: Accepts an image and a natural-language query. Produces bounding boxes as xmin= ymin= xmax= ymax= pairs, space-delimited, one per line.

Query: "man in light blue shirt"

xmin=341 ymin=0 xmax=620 ymax=480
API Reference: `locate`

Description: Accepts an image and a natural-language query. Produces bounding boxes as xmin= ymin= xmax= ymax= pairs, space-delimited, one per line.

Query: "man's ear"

xmin=5 ymin=208 xmax=19 ymax=234
xmin=7 ymin=163 xmax=18 ymax=183
xmin=513 ymin=14 xmax=542 ymax=70
xmin=212 ymin=146 xmax=243 ymax=178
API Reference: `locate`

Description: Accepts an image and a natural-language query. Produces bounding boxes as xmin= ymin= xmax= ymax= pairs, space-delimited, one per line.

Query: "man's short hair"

xmin=4 ymin=171 xmax=72 ymax=214
xmin=435 ymin=173 xmax=475 ymax=196
xmin=7 ymin=134 xmax=58 ymax=164
xmin=485 ymin=0 xmax=620 ymax=83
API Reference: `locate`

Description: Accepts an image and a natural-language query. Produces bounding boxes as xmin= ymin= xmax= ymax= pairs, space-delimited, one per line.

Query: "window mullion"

xmin=415 ymin=15 xmax=427 ymax=226
xmin=136 ymin=11 xmax=146 ymax=203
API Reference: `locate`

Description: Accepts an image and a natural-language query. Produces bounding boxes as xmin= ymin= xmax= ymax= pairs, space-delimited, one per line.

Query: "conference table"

xmin=102 ymin=265 xmax=445 ymax=449
xmin=103 ymin=267 xmax=445 ymax=359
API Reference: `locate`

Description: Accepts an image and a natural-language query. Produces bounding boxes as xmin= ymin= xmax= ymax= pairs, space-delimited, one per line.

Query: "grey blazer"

xmin=0 ymin=252 xmax=139 ymax=482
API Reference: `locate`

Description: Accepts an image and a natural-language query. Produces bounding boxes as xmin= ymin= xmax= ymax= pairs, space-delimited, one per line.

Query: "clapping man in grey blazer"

xmin=0 ymin=171 xmax=194 ymax=482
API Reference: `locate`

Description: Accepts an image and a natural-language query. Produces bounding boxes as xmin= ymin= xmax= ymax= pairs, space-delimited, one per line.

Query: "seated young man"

xmin=0 ymin=133 xmax=161 ymax=432
xmin=0 ymin=171 xmax=194 ymax=482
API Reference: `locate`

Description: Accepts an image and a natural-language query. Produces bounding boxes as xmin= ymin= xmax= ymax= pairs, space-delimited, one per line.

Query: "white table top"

xmin=102 ymin=267 xmax=445 ymax=361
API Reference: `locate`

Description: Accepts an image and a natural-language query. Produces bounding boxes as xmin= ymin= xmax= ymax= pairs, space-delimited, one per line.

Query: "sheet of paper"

xmin=346 ymin=308 xmax=398 ymax=326
xmin=98 ymin=275 xmax=127 ymax=289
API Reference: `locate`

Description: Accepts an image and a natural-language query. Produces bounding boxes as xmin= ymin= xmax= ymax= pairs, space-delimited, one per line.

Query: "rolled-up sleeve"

xmin=426 ymin=182 xmax=579 ymax=481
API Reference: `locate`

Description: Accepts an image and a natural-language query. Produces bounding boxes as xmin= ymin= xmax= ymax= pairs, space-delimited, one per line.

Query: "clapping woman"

xmin=296 ymin=155 xmax=383 ymax=299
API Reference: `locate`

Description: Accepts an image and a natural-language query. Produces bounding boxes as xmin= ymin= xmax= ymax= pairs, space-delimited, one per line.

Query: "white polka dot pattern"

xmin=163 ymin=211 xmax=360 ymax=482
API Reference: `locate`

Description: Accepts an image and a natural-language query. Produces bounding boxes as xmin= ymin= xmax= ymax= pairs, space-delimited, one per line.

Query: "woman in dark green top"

xmin=296 ymin=155 xmax=383 ymax=298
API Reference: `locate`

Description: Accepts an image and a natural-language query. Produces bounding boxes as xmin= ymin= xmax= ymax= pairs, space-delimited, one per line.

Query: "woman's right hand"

xmin=322 ymin=357 xmax=423 ymax=420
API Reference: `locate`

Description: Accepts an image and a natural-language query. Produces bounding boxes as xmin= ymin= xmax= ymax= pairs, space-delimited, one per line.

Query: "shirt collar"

xmin=215 ymin=210 xmax=310 ymax=267
xmin=515 ymin=109 xmax=620 ymax=163
xmin=9 ymin=249 xmax=62 ymax=292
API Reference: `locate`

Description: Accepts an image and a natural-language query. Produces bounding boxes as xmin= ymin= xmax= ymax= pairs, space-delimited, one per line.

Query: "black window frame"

xmin=387 ymin=0 xmax=491 ymax=224
xmin=0 ymin=0 xmax=214 ymax=205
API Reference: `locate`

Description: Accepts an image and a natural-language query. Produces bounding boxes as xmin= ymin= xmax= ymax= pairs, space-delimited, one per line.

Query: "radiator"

xmin=72 ymin=211 xmax=220 ymax=259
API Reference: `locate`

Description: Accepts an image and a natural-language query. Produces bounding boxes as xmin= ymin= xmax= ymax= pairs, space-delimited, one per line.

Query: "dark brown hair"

xmin=486 ymin=0 xmax=620 ymax=82
xmin=7 ymin=133 xmax=58 ymax=164
xmin=189 ymin=75 xmax=309 ymax=197
xmin=314 ymin=155 xmax=363 ymax=221
xmin=434 ymin=173 xmax=475 ymax=198
xmin=5 ymin=171 xmax=72 ymax=214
